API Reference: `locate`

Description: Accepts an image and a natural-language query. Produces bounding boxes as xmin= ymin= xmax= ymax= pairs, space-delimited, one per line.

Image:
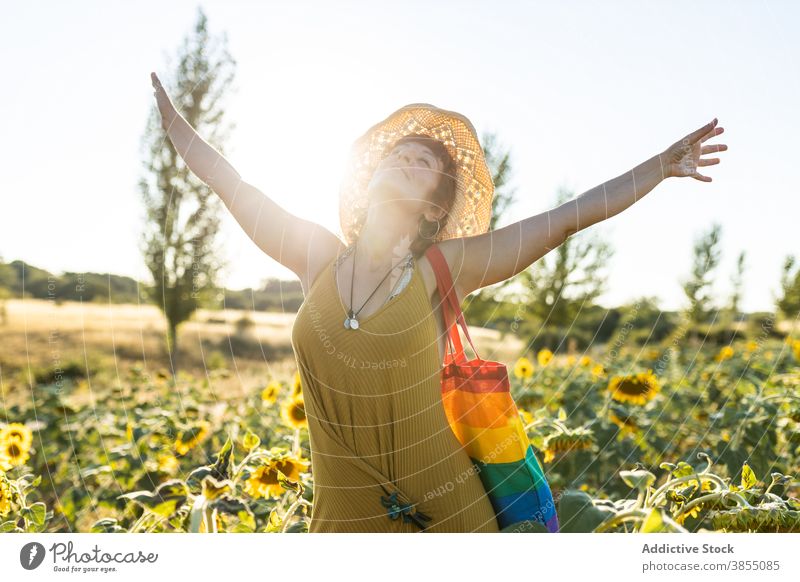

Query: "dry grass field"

xmin=0 ymin=298 xmax=526 ymax=398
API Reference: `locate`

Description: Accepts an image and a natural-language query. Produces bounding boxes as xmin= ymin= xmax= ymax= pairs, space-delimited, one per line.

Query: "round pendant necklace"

xmin=338 ymin=239 xmax=411 ymax=330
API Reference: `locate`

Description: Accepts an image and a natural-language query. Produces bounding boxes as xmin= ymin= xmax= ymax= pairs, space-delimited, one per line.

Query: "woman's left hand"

xmin=661 ymin=118 xmax=728 ymax=182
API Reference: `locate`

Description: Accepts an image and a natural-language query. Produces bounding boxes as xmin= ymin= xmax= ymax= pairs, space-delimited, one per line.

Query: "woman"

xmin=150 ymin=72 xmax=727 ymax=532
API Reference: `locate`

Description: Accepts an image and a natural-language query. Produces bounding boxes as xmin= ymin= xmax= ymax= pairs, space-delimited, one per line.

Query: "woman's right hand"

xmin=150 ymin=72 xmax=178 ymax=132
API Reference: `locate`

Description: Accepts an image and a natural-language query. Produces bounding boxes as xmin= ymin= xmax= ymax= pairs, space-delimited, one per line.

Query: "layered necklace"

xmin=336 ymin=238 xmax=413 ymax=330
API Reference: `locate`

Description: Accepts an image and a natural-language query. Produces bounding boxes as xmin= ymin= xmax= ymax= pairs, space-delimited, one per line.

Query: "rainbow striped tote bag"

xmin=425 ymin=245 xmax=559 ymax=533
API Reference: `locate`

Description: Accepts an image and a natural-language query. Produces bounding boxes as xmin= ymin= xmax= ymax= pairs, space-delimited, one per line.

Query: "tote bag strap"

xmin=424 ymin=244 xmax=481 ymax=364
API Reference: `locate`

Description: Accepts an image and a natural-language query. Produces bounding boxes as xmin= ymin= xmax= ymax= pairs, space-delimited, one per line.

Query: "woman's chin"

xmin=369 ymin=176 xmax=415 ymax=204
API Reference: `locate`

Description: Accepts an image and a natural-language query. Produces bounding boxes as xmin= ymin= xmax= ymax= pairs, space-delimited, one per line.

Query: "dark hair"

xmin=389 ymin=133 xmax=457 ymax=259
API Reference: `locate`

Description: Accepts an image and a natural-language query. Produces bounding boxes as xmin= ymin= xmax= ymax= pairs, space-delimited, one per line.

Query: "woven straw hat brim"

xmin=338 ymin=103 xmax=494 ymax=245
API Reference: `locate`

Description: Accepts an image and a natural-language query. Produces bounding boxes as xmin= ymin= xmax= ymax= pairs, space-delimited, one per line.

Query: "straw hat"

xmin=338 ymin=103 xmax=495 ymax=245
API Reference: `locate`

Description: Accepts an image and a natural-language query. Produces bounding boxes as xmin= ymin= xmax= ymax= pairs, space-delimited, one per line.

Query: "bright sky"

xmin=2 ymin=0 xmax=797 ymax=313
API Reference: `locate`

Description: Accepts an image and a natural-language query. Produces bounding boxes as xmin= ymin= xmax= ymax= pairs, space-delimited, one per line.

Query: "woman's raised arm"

xmin=436 ymin=118 xmax=728 ymax=301
xmin=150 ymin=72 xmax=342 ymax=287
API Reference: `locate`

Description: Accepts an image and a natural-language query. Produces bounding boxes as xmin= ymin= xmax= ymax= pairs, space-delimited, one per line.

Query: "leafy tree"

xmin=680 ymin=222 xmax=722 ymax=331
xmin=518 ymin=186 xmax=613 ymax=332
xmin=139 ymin=7 xmax=234 ymax=370
xmin=0 ymin=255 xmax=16 ymax=325
xmin=724 ymin=250 xmax=746 ymax=325
xmin=462 ymin=131 xmax=519 ymax=323
xmin=482 ymin=131 xmax=518 ymax=233
xmin=776 ymin=255 xmax=800 ymax=323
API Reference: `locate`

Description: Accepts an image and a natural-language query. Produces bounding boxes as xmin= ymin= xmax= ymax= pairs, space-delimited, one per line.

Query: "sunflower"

xmin=0 ymin=438 xmax=31 ymax=469
xmin=591 ymin=363 xmax=606 ymax=379
xmin=676 ymin=480 xmax=715 ymax=525
xmin=675 ymin=502 xmax=703 ymax=525
xmin=243 ymin=454 xmax=310 ymax=499
xmin=579 ymin=355 xmax=593 ymax=367
xmin=261 ymin=380 xmax=281 ymax=404
xmin=608 ymin=409 xmax=638 ymax=435
xmin=744 ymin=340 xmax=758 ymax=353
xmin=607 ymin=370 xmax=660 ymax=406
xmin=0 ymin=423 xmax=33 ymax=450
xmin=793 ymin=340 xmax=800 ymax=362
xmin=292 ymin=371 xmax=303 ymax=397
xmin=281 ymin=396 xmax=308 ymax=430
xmin=542 ymin=428 xmax=594 ymax=463
xmin=537 ymin=348 xmax=553 ymax=367
xmin=0 ymin=475 xmax=13 ymax=517
xmin=714 ymin=345 xmax=734 ymax=362
xmin=513 ymin=357 xmax=534 ymax=379
xmin=566 ymin=355 xmax=577 ymax=366
xmin=273 ymin=454 xmax=310 ymax=482
xmin=174 ymin=420 xmax=210 ymax=456
xmin=157 ymin=453 xmax=179 ymax=473
xmin=243 ymin=465 xmax=283 ymax=500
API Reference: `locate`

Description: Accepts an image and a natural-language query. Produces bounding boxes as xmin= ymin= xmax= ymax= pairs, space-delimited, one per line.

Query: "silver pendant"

xmin=343 ymin=315 xmax=359 ymax=329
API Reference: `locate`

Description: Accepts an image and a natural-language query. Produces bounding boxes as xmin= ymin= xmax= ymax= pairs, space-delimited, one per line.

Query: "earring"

xmin=418 ymin=216 xmax=441 ymax=240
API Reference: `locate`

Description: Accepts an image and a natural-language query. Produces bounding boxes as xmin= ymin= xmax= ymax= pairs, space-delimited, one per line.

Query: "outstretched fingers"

xmin=698 ymin=157 xmax=720 ymax=166
xmin=701 ymin=142 xmax=727 ymax=154
xmin=151 ymin=72 xmax=164 ymax=94
xmin=686 ymin=118 xmax=718 ymax=144
xmin=700 ymin=125 xmax=724 ymax=143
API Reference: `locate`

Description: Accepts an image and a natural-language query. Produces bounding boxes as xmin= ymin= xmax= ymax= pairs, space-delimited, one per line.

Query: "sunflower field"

xmin=2 ymin=337 xmax=799 ymax=533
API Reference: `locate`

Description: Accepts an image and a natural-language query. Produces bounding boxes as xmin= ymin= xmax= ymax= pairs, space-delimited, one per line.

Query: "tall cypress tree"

xmin=139 ymin=7 xmax=236 ymax=370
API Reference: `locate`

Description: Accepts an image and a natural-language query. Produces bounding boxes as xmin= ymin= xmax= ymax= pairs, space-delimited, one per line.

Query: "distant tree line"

xmin=0 ymin=258 xmax=305 ymax=312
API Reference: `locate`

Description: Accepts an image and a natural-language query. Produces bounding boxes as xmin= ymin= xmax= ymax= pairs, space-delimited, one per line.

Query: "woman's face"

xmin=367 ymin=141 xmax=444 ymax=210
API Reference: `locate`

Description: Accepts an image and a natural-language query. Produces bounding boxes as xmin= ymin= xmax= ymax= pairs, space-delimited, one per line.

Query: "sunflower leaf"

xmin=212 ymin=435 xmax=235 ymax=480
xmin=640 ymin=508 xmax=669 ymax=533
xmin=118 ymin=479 xmax=188 ymax=518
xmin=265 ymin=508 xmax=283 ymax=532
xmin=620 ymin=469 xmax=656 ymax=491
xmin=672 ymin=461 xmax=696 ymax=479
xmin=557 ymin=489 xmax=616 ymax=533
xmin=741 ymin=462 xmax=758 ymax=490
xmin=26 ymin=502 xmax=47 ymax=527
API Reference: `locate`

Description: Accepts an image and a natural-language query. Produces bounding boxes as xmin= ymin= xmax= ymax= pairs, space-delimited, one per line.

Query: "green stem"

xmin=188 ymin=495 xmax=206 ymax=533
xmin=650 ymin=473 xmax=728 ymax=507
xmin=599 ymin=392 xmax=613 ymax=420
xmin=204 ymin=505 xmax=217 ymax=533
xmin=672 ymin=490 xmax=752 ymax=522
xmin=129 ymin=511 xmax=152 ymax=533
xmin=594 ymin=509 xmax=650 ymax=532
xmin=524 ymin=417 xmax=569 ymax=433
xmin=292 ymin=428 xmax=301 ymax=456
xmin=145 ymin=516 xmax=166 ymax=533
xmin=595 ymin=509 xmax=687 ymax=533
xmin=280 ymin=496 xmax=311 ymax=533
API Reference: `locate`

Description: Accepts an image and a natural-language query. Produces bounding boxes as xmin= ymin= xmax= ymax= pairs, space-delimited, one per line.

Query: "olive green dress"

xmin=290 ymin=250 xmax=500 ymax=533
